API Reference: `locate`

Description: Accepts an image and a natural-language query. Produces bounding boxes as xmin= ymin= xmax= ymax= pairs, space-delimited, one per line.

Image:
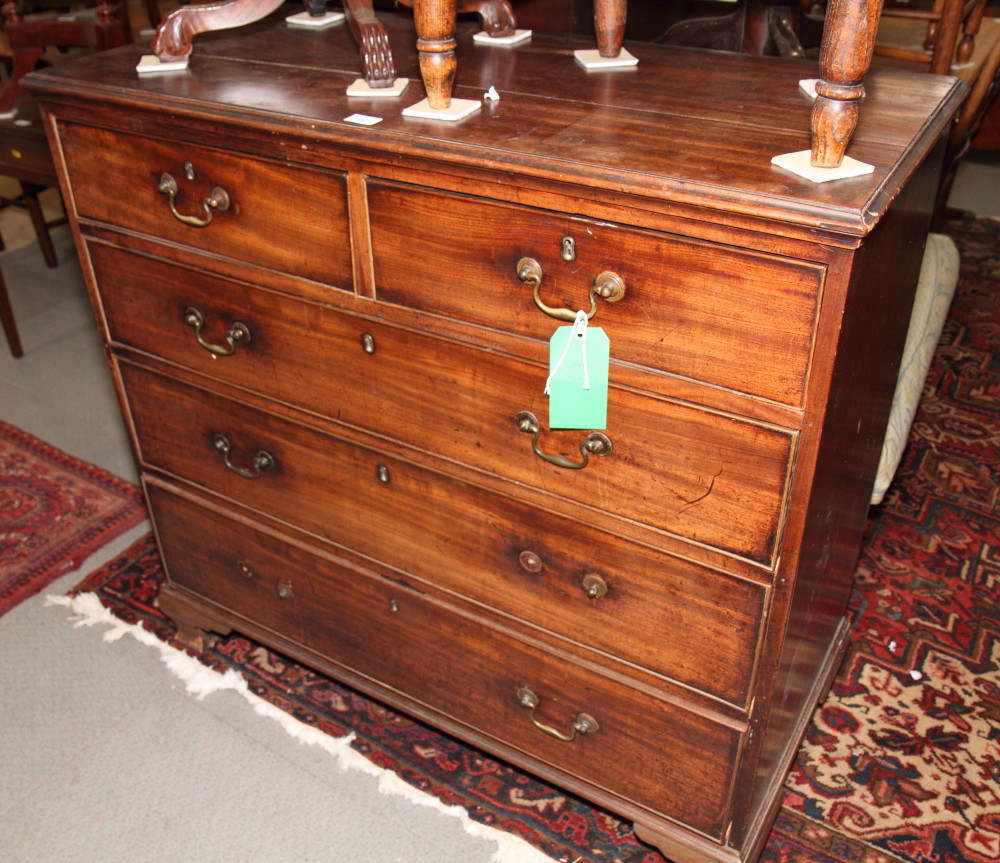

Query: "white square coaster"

xmin=136 ymin=54 xmax=189 ymax=75
xmin=344 ymin=113 xmax=383 ymax=126
xmin=402 ymin=98 xmax=480 ymax=121
xmin=346 ymin=78 xmax=409 ymax=98
xmin=772 ymin=150 xmax=875 ymax=183
xmin=285 ymin=10 xmax=345 ymax=28
xmin=473 ymin=29 xmax=532 ymax=46
xmin=799 ymin=78 xmax=819 ymax=99
xmin=574 ymin=48 xmax=638 ymax=70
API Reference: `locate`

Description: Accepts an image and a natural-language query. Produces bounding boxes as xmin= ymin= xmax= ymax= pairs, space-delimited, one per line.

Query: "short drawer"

xmin=59 ymin=122 xmax=352 ymax=287
xmin=368 ymin=181 xmax=824 ymax=407
xmin=101 ymin=250 xmax=793 ymax=565
xmin=148 ymin=484 xmax=741 ymax=840
xmin=123 ymin=362 xmax=766 ymax=706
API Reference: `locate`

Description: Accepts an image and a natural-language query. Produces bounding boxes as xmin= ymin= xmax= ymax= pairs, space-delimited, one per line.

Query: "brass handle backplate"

xmin=184 ymin=307 xmax=250 ymax=356
xmin=581 ymin=573 xmax=609 ymax=598
xmin=515 ymin=411 xmax=612 ymax=470
xmin=516 ymin=686 xmax=599 ymax=742
xmin=159 ymin=172 xmax=231 ymax=227
xmin=212 ymin=433 xmax=275 ymax=479
xmin=516 ymin=256 xmax=625 ymax=322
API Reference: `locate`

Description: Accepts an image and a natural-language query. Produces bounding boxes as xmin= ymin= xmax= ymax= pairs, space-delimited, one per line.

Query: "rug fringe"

xmin=46 ymin=591 xmax=556 ymax=863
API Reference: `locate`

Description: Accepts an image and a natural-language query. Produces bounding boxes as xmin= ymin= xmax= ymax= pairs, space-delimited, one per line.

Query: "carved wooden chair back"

xmin=0 ymin=0 xmax=132 ymax=113
xmin=875 ymin=0 xmax=989 ymax=75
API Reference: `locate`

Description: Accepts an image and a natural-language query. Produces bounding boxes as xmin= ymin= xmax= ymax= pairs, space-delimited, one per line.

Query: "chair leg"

xmin=21 ymin=182 xmax=58 ymax=269
xmin=0 ymin=263 xmax=24 ymax=358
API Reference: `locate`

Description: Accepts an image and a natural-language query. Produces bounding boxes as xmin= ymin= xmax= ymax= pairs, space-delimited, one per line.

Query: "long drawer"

xmin=147 ymin=483 xmax=742 ymax=840
xmin=97 ymin=243 xmax=795 ymax=565
xmin=367 ymin=181 xmax=825 ymax=407
xmin=59 ymin=123 xmax=353 ymax=287
xmin=121 ymin=361 xmax=767 ymax=705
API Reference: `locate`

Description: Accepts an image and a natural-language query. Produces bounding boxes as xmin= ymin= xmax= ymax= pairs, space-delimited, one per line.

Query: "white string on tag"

xmin=545 ymin=310 xmax=591 ymax=394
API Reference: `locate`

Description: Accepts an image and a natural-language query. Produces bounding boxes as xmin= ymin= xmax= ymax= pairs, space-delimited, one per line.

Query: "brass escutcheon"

xmin=561 ymin=236 xmax=576 ymax=261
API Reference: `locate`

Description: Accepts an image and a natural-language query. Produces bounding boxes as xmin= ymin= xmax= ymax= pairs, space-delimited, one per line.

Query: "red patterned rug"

xmin=0 ymin=420 xmax=145 ymax=617
xmin=69 ymin=218 xmax=999 ymax=863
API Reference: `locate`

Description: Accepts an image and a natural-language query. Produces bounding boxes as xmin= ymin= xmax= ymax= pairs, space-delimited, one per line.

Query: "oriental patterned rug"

xmin=0 ymin=420 xmax=145 ymax=617
xmin=66 ymin=218 xmax=1000 ymax=863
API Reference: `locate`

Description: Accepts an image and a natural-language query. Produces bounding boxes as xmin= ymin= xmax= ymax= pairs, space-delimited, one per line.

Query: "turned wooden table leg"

xmin=811 ymin=0 xmax=884 ymax=167
xmin=413 ymin=0 xmax=458 ymax=109
xmin=594 ymin=0 xmax=626 ymax=58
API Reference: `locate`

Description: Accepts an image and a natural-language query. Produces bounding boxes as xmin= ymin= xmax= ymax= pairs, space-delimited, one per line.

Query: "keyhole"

xmin=561 ymin=236 xmax=576 ymax=261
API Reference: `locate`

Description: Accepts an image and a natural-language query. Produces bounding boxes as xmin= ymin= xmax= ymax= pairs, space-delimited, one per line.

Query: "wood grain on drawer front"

xmin=58 ymin=123 xmax=352 ymax=287
xmin=368 ymin=182 xmax=824 ymax=407
xmin=122 ymin=362 xmax=766 ymax=705
xmin=100 ymin=248 xmax=792 ymax=565
xmin=148 ymin=484 xmax=740 ymax=839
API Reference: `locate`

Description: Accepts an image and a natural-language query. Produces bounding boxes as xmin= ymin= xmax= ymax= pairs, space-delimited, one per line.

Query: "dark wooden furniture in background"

xmin=0 ymin=95 xmax=61 ymax=356
xmin=27 ymin=13 xmax=963 ymax=863
xmin=0 ymin=0 xmax=130 ymax=356
xmin=875 ymin=0 xmax=989 ymax=73
xmin=0 ymin=0 xmax=130 ymax=113
xmin=871 ymin=0 xmax=1000 ymax=223
xmin=656 ymin=0 xmax=808 ymax=58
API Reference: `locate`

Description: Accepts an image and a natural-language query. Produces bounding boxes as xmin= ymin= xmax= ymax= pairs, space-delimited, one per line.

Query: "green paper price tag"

xmin=546 ymin=312 xmax=609 ymax=430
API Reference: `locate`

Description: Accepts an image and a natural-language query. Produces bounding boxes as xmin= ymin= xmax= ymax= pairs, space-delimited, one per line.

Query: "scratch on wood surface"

xmin=679 ymin=463 xmax=724 ymax=514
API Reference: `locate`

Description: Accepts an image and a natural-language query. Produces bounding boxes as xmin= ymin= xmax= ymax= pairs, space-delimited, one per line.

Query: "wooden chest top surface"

xmin=27 ymin=9 xmax=963 ymax=236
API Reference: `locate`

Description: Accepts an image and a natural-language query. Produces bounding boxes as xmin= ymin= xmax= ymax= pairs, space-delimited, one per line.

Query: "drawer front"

xmin=368 ymin=182 xmax=824 ymax=406
xmin=122 ymin=362 xmax=766 ymax=705
xmin=148 ymin=484 xmax=740 ymax=839
xmin=99 ymin=250 xmax=793 ymax=564
xmin=59 ymin=122 xmax=353 ymax=287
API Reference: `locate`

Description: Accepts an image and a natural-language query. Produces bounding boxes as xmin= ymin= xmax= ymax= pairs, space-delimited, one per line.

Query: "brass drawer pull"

xmin=158 ymin=172 xmax=231 ymax=227
xmin=184 ymin=307 xmax=250 ymax=356
xmin=515 ymin=411 xmax=612 ymax=470
xmin=518 ymin=550 xmax=543 ymax=573
xmin=516 ymin=687 xmax=599 ymax=742
xmin=581 ymin=573 xmax=608 ymax=598
xmin=516 ymin=256 xmax=625 ymax=322
xmin=212 ymin=433 xmax=275 ymax=479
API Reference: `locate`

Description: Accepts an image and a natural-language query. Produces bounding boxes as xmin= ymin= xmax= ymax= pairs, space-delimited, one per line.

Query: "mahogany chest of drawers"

xmin=28 ymin=13 xmax=963 ymax=863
